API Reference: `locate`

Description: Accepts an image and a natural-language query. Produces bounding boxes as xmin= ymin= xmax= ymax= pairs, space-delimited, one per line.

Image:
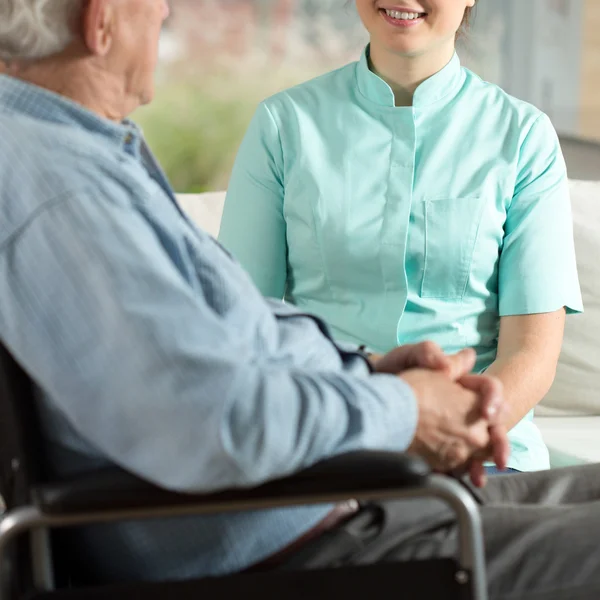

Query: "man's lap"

xmin=480 ymin=462 xmax=600 ymax=504
xmin=275 ymin=464 xmax=600 ymax=600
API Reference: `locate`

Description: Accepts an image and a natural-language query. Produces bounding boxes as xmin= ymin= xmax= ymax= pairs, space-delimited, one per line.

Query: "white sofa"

xmin=177 ymin=180 xmax=600 ymax=468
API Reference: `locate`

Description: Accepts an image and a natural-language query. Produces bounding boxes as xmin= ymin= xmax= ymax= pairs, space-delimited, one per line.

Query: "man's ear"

xmin=82 ymin=0 xmax=114 ymax=56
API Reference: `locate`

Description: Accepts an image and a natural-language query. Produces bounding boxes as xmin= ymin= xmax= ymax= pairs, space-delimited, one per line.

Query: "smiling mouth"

xmin=380 ymin=9 xmax=427 ymax=21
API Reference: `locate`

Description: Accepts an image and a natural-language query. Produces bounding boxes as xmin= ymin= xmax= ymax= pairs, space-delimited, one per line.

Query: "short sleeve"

xmin=218 ymin=103 xmax=287 ymax=299
xmin=499 ymin=113 xmax=583 ymax=316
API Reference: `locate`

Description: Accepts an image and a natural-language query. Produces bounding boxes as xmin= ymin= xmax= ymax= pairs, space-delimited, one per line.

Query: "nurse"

xmin=218 ymin=0 xmax=583 ymax=473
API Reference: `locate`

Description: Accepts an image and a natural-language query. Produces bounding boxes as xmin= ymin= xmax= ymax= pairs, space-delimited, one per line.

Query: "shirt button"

xmin=124 ymin=133 xmax=134 ymax=144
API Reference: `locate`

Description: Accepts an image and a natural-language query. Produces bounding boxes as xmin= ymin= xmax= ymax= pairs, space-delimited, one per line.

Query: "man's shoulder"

xmin=0 ymin=112 xmax=117 ymax=247
xmin=0 ymin=109 xmax=118 ymax=166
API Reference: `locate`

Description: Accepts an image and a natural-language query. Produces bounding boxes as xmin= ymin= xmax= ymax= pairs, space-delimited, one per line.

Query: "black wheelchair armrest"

xmin=33 ymin=451 xmax=430 ymax=516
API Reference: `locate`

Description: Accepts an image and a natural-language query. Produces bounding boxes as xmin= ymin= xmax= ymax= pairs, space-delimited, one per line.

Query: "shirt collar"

xmin=355 ymin=45 xmax=464 ymax=108
xmin=0 ymin=74 xmax=142 ymax=155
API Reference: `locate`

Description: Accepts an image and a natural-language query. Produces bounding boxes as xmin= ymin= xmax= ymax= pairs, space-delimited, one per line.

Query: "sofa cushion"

xmin=177 ymin=192 xmax=225 ymax=239
xmin=534 ymin=416 xmax=600 ymax=464
xmin=537 ymin=180 xmax=600 ymax=416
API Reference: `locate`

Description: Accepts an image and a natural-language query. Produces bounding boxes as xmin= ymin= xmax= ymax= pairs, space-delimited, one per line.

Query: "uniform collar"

xmin=0 ymin=75 xmax=142 ymax=156
xmin=355 ymin=45 xmax=464 ymax=108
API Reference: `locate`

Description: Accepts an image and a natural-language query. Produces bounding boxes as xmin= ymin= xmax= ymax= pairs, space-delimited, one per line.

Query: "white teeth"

xmin=385 ymin=9 xmax=422 ymax=20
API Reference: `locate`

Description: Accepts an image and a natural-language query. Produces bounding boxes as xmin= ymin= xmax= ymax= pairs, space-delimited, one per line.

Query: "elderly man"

xmin=0 ymin=1 xmax=599 ymax=599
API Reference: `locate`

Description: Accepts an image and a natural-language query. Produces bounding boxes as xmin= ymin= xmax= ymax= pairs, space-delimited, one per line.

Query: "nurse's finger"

xmin=459 ymin=374 xmax=504 ymax=423
xmin=469 ymin=460 xmax=487 ymax=488
xmin=489 ymin=424 xmax=510 ymax=471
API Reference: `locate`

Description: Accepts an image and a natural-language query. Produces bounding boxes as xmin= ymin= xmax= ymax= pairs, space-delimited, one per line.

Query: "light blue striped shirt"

xmin=0 ymin=75 xmax=417 ymax=582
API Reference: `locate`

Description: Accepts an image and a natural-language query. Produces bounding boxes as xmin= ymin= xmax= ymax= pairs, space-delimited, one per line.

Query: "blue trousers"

xmin=485 ymin=466 xmax=520 ymax=475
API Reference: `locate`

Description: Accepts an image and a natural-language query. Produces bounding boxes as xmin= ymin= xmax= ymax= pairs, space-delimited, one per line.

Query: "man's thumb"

xmin=444 ymin=348 xmax=476 ymax=380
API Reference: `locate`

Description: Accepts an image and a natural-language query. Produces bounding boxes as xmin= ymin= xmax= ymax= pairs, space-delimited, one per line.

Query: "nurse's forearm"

xmin=484 ymin=352 xmax=557 ymax=431
xmin=486 ymin=311 xmax=565 ymax=430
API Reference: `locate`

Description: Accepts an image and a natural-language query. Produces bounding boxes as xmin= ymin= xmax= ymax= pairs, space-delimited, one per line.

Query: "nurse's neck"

xmin=368 ymin=41 xmax=455 ymax=107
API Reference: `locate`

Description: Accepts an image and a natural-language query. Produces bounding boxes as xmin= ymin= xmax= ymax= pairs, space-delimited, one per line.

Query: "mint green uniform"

xmin=219 ymin=48 xmax=583 ymax=472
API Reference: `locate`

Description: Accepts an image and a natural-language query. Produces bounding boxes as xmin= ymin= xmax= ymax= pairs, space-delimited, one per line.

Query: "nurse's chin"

xmin=380 ymin=36 xmax=440 ymax=59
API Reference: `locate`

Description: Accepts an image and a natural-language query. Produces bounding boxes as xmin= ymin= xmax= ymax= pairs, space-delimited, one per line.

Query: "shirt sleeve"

xmin=0 ymin=192 xmax=417 ymax=493
xmin=218 ymin=102 xmax=287 ymax=299
xmin=499 ymin=113 xmax=583 ymax=316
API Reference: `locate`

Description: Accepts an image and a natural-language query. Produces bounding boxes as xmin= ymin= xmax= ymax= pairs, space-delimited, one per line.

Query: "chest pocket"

xmin=420 ymin=196 xmax=487 ymax=300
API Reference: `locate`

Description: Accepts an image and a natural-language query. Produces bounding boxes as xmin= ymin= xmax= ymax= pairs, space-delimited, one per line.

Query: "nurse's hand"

xmin=466 ymin=422 xmax=510 ymax=488
xmin=401 ymin=367 xmax=506 ymax=476
xmin=371 ymin=341 xmax=454 ymax=374
xmin=432 ymin=350 xmax=509 ymax=481
xmin=458 ymin=375 xmax=509 ymax=488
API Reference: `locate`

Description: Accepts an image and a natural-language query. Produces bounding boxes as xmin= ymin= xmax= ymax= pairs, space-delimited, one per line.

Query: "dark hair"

xmin=462 ymin=6 xmax=474 ymax=27
xmin=457 ymin=3 xmax=476 ymax=39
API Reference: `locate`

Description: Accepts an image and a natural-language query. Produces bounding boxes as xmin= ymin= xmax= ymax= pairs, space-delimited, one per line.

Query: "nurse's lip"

xmin=379 ymin=7 xmax=427 ymax=27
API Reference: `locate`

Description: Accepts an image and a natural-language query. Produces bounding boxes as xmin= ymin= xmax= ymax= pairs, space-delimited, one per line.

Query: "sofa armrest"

xmin=33 ymin=451 xmax=429 ymax=516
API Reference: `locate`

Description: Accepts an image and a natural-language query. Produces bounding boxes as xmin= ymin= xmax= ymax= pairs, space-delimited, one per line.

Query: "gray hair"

xmin=0 ymin=0 xmax=82 ymax=61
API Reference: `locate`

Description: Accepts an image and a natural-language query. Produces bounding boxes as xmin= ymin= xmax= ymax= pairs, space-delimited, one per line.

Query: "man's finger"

xmin=416 ymin=341 xmax=451 ymax=371
xmin=459 ymin=374 xmax=504 ymax=423
xmin=443 ymin=348 xmax=476 ymax=381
